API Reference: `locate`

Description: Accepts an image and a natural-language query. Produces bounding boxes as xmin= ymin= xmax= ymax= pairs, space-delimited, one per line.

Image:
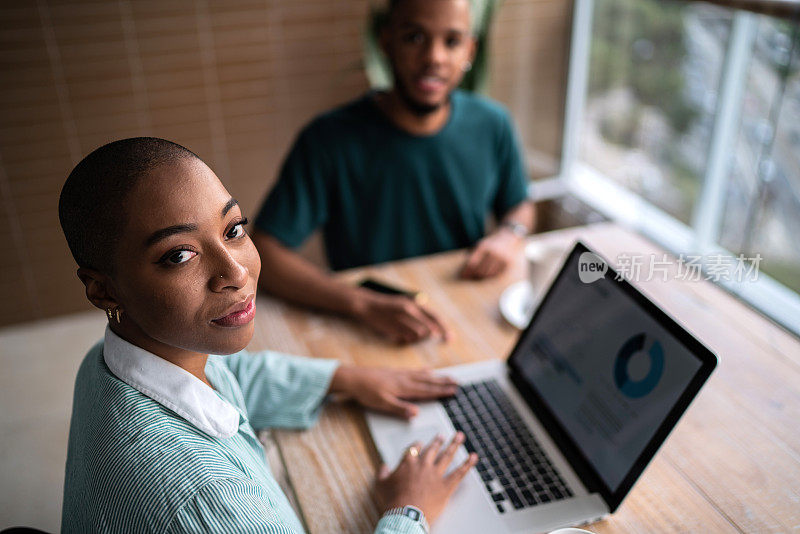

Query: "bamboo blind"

xmin=0 ymin=0 xmax=571 ymax=326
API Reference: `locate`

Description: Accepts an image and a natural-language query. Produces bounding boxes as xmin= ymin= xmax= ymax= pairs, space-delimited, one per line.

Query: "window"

xmin=582 ymin=0 xmax=732 ymax=224
xmin=558 ymin=0 xmax=800 ymax=335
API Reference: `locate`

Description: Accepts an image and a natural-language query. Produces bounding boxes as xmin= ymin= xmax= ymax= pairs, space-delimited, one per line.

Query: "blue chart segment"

xmin=614 ymin=333 xmax=664 ymax=398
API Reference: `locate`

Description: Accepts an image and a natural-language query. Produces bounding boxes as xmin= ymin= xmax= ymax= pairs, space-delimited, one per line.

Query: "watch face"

xmin=405 ymin=508 xmax=420 ymax=521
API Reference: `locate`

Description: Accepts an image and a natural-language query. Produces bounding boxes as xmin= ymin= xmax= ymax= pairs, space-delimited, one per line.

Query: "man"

xmin=252 ymin=0 xmax=534 ymax=344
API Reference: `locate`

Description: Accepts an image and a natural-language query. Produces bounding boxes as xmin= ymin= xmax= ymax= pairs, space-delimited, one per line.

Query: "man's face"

xmin=111 ymin=158 xmax=261 ymax=356
xmin=382 ymin=0 xmax=476 ymax=114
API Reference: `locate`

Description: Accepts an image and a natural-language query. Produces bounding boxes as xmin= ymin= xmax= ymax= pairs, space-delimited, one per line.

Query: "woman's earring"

xmin=463 ymin=61 xmax=472 ymax=72
xmin=114 ymin=307 xmax=123 ymax=323
xmin=106 ymin=308 xmax=113 ymax=322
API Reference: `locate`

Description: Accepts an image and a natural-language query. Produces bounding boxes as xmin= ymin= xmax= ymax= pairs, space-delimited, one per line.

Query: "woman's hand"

xmin=375 ymin=433 xmax=478 ymax=525
xmin=330 ymin=365 xmax=459 ymax=419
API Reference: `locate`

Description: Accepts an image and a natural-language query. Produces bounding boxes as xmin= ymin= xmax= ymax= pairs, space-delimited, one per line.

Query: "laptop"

xmin=366 ymin=241 xmax=717 ymax=533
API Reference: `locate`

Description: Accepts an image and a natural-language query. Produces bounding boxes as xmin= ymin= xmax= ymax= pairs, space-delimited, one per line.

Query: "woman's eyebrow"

xmin=145 ymin=199 xmax=238 ymax=247
xmin=222 ymin=198 xmax=238 ymax=217
xmin=145 ymin=223 xmax=198 ymax=247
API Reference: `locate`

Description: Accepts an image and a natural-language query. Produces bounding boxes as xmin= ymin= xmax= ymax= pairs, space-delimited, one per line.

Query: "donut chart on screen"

xmin=614 ymin=333 xmax=664 ymax=398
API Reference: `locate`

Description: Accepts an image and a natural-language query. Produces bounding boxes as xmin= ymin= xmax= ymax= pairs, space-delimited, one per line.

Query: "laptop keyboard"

xmin=441 ymin=379 xmax=573 ymax=514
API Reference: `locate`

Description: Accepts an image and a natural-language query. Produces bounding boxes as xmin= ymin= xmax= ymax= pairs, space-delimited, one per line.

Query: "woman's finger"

xmin=436 ymin=432 xmax=465 ymax=468
xmin=400 ymin=380 xmax=457 ymax=400
xmin=422 ymin=435 xmax=445 ymax=463
xmin=411 ymin=371 xmax=458 ymax=387
xmin=377 ymin=463 xmax=391 ymax=480
xmin=401 ymin=441 xmax=424 ymax=464
xmin=444 ymin=453 xmax=479 ymax=487
xmin=382 ymin=394 xmax=419 ymax=419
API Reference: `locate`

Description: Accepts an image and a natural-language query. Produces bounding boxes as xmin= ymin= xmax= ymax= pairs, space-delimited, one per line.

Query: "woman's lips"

xmin=211 ymin=299 xmax=255 ymax=327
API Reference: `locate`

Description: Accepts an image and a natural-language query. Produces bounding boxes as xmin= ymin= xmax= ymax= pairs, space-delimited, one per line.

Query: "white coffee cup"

xmin=525 ymin=241 xmax=565 ymax=311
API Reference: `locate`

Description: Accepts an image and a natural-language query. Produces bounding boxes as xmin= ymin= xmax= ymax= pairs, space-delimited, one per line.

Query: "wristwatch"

xmin=383 ymin=505 xmax=430 ymax=534
xmin=501 ymin=221 xmax=528 ymax=238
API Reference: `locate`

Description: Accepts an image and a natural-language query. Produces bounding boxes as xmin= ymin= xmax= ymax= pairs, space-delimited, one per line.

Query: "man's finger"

xmin=372 ymin=317 xmax=413 ymax=344
xmin=402 ymin=305 xmax=444 ymax=342
xmin=397 ymin=315 xmax=430 ymax=341
xmin=418 ymin=305 xmax=452 ymax=341
xmin=461 ymin=247 xmax=486 ymax=278
xmin=474 ymin=253 xmax=495 ymax=279
xmin=486 ymin=254 xmax=507 ymax=277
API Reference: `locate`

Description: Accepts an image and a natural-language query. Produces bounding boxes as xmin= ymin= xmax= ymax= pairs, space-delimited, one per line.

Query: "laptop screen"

xmin=509 ymin=243 xmax=712 ymax=500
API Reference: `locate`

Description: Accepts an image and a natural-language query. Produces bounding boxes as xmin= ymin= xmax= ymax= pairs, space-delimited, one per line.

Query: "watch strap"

xmin=382 ymin=505 xmax=430 ymax=534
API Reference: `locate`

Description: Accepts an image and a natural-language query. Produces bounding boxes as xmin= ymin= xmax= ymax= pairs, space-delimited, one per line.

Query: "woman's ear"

xmin=76 ymin=267 xmax=118 ymax=312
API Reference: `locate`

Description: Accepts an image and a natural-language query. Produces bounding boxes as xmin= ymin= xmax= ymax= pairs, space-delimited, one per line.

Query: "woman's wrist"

xmin=329 ymin=364 xmax=357 ymax=397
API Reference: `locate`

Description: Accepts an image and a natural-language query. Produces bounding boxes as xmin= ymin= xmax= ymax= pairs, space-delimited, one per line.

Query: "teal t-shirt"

xmin=255 ymin=90 xmax=528 ymax=270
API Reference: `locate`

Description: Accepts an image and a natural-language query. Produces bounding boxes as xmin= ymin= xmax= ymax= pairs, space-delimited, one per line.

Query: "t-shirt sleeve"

xmin=222 ymin=350 xmax=340 ymax=430
xmin=491 ymin=111 xmax=529 ymax=220
xmin=254 ymin=124 xmax=330 ymax=248
xmin=166 ymin=478 xmax=300 ymax=534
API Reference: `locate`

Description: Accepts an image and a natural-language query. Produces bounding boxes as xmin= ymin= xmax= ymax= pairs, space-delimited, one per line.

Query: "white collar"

xmin=103 ymin=326 xmax=240 ymax=439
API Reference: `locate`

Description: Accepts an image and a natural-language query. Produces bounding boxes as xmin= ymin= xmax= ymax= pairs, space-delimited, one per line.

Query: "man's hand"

xmin=459 ymin=228 xmax=524 ymax=280
xmin=375 ymin=434 xmax=478 ymax=525
xmin=352 ymin=290 xmax=452 ymax=344
xmin=330 ymin=366 xmax=459 ymax=418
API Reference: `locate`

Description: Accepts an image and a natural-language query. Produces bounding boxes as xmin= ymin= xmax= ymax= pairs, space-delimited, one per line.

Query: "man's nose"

xmin=423 ymin=38 xmax=448 ymax=66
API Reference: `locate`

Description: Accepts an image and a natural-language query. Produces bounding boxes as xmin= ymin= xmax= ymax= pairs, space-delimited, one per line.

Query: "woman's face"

xmin=109 ymin=157 xmax=261 ymax=356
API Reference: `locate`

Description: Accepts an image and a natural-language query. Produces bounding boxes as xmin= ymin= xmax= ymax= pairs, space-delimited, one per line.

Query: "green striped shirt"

xmin=62 ymin=328 xmax=423 ymax=534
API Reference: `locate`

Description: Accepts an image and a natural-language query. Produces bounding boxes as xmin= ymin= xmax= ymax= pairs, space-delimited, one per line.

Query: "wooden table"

xmin=249 ymin=223 xmax=800 ymax=534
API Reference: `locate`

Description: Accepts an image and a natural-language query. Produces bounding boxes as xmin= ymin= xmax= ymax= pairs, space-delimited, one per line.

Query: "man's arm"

xmin=498 ymin=199 xmax=536 ymax=234
xmin=252 ymin=229 xmax=362 ymax=316
xmin=460 ymin=200 xmax=535 ymax=279
xmin=252 ymin=230 xmax=451 ymax=344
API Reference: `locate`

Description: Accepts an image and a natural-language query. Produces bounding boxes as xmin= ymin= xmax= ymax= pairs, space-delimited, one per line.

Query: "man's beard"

xmin=392 ymin=70 xmax=450 ymax=116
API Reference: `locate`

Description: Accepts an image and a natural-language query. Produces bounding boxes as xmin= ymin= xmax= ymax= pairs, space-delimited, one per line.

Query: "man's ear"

xmin=77 ymin=267 xmax=118 ymax=312
xmin=467 ymin=35 xmax=477 ymax=65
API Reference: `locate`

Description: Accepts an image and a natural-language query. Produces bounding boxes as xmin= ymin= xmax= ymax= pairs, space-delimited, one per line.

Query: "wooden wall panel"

xmin=0 ymin=0 xmax=570 ymax=327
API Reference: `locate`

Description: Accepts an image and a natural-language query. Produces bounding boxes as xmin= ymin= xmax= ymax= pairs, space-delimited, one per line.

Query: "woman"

xmin=58 ymin=138 xmax=477 ymax=533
